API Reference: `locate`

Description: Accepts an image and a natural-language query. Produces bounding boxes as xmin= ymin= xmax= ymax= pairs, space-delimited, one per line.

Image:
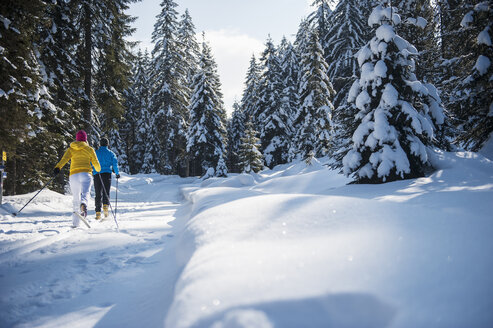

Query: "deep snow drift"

xmin=1 ymin=150 xmax=493 ymax=328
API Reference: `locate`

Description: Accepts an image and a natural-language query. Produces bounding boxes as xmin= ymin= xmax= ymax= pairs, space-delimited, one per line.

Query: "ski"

xmin=97 ymin=214 xmax=110 ymax=223
xmin=73 ymin=211 xmax=91 ymax=228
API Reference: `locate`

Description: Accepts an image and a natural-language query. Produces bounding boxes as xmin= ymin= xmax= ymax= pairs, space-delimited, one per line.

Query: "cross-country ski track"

xmin=1 ymin=175 xmax=195 ymax=328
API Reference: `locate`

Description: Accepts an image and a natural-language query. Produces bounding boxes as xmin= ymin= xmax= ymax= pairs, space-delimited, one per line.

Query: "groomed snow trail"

xmin=0 ymin=174 xmax=195 ymax=328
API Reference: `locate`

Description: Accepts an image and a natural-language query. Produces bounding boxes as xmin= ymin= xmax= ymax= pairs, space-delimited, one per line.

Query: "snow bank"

xmin=168 ymin=152 xmax=493 ymax=328
xmin=479 ymin=133 xmax=493 ymax=160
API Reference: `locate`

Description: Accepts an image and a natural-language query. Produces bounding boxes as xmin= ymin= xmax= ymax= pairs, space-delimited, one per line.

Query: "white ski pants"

xmin=69 ymin=172 xmax=92 ymax=226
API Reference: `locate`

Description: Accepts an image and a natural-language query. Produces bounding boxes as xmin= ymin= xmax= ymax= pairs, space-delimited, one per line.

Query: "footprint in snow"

xmin=38 ymin=229 xmax=60 ymax=236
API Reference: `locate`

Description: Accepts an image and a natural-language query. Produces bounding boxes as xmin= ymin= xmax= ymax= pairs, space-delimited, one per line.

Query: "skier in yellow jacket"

xmin=53 ymin=130 xmax=101 ymax=227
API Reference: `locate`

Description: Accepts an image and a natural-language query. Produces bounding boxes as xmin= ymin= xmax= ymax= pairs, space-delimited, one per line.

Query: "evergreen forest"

xmin=1 ymin=0 xmax=491 ymax=194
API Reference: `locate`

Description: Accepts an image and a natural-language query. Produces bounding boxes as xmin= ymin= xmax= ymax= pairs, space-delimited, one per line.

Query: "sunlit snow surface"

xmin=1 ymin=151 xmax=493 ymax=328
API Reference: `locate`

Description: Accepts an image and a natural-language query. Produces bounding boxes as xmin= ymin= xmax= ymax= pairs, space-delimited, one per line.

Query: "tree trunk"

xmin=82 ymin=1 xmax=92 ymax=135
xmin=12 ymin=157 xmax=16 ymax=195
xmin=439 ymin=0 xmax=463 ymax=60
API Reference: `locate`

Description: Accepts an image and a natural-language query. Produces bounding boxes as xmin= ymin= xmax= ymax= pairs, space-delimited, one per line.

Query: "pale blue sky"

xmin=127 ymin=0 xmax=314 ymax=115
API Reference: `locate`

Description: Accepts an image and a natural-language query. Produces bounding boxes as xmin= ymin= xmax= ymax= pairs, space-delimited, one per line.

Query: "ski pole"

xmin=98 ymin=173 xmax=119 ymax=231
xmin=12 ymin=175 xmax=57 ymax=216
xmin=115 ymin=177 xmax=118 ymax=218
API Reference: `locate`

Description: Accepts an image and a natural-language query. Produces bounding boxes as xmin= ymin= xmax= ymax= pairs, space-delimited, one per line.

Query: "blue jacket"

xmin=93 ymin=146 xmax=119 ymax=175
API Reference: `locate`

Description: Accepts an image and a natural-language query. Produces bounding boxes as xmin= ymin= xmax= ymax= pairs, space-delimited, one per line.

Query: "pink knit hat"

xmin=76 ymin=130 xmax=87 ymax=141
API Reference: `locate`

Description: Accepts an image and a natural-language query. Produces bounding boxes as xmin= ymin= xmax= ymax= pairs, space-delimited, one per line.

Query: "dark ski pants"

xmin=94 ymin=173 xmax=111 ymax=212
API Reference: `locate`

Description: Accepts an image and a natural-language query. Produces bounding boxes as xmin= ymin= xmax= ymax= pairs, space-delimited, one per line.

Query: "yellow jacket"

xmin=56 ymin=141 xmax=101 ymax=176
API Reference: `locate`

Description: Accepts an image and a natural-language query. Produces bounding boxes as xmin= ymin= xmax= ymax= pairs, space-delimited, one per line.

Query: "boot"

xmin=95 ymin=212 xmax=101 ymax=220
xmin=80 ymin=203 xmax=87 ymax=218
xmin=103 ymin=204 xmax=109 ymax=218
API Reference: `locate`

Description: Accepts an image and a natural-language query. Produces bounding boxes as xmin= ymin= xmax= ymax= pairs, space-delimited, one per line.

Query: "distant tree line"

xmin=1 ymin=0 xmax=491 ymax=194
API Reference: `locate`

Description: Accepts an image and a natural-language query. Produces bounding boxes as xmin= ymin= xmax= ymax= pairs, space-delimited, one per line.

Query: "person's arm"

xmin=112 ymin=152 xmax=120 ymax=177
xmin=91 ymin=148 xmax=101 ymax=173
xmin=55 ymin=148 xmax=72 ymax=170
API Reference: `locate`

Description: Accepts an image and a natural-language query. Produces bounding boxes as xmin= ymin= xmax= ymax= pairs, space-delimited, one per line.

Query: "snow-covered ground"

xmin=0 ymin=175 xmax=196 ymax=328
xmin=1 ymin=150 xmax=493 ymax=327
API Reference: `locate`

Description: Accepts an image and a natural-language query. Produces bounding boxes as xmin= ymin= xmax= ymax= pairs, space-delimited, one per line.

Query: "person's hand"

xmin=53 ymin=167 xmax=60 ymax=176
xmin=116 ymin=174 xmax=120 ymax=179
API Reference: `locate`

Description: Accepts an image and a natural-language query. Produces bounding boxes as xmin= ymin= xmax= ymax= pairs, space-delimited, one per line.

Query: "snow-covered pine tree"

xmin=291 ymin=29 xmax=335 ymax=161
xmin=186 ymin=39 xmax=227 ymax=177
xmin=227 ymin=101 xmax=246 ymax=173
xmin=65 ymin=0 xmax=136 ymax=143
xmin=35 ymin=0 xmax=84 ymax=192
xmin=435 ymin=2 xmax=469 ymax=106
xmin=107 ymin=128 xmax=129 ymax=173
xmin=255 ymin=36 xmax=282 ymax=130
xmin=437 ymin=0 xmax=467 ymax=62
xmin=342 ymin=4 xmax=445 ymax=183
xmin=94 ymin=0 xmax=136 ymax=139
xmin=431 ymin=0 xmax=468 ymax=151
xmin=239 ymin=121 xmax=264 ymax=173
xmin=0 ymin=0 xmax=60 ymax=194
xmin=256 ymin=36 xmax=289 ymax=168
xmin=215 ymin=155 xmax=228 ymax=177
xmin=394 ymin=0 xmax=439 ymax=83
xmin=149 ymin=0 xmax=189 ymax=174
xmin=121 ymin=51 xmax=139 ymax=173
xmin=124 ymin=49 xmax=152 ymax=174
xmin=291 ymin=21 xmax=313 ymax=158
xmin=139 ymin=50 xmax=156 ymax=174
xmin=306 ymin=0 xmax=334 ymax=58
xmin=452 ymin=2 xmax=492 ymax=150
xmin=279 ymin=37 xmax=299 ymax=140
xmin=138 ymin=66 xmax=155 ymax=174
xmin=325 ymin=0 xmax=373 ymax=98
xmin=177 ymin=9 xmax=200 ymax=90
xmin=118 ymin=49 xmax=150 ymax=174
xmin=294 ymin=18 xmax=311 ymax=64
xmin=323 ymin=0 xmax=374 ymax=168
xmin=1 ymin=0 xmax=138 ymax=193
xmin=147 ymin=0 xmax=179 ymax=174
xmin=393 ymin=0 xmax=451 ymax=150
xmin=38 ymin=0 xmax=81 ymax=136
xmin=240 ymin=54 xmax=261 ymax=121
xmin=277 ymin=36 xmax=289 ymax=58
xmin=175 ymin=9 xmax=200 ymax=176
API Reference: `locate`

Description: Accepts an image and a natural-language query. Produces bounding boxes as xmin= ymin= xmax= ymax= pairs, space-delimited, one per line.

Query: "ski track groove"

xmin=0 ymin=175 xmax=189 ymax=327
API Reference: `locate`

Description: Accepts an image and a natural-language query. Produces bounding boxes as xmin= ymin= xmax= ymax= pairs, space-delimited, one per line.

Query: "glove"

xmin=116 ymin=174 xmax=120 ymax=179
xmin=53 ymin=167 xmax=60 ymax=176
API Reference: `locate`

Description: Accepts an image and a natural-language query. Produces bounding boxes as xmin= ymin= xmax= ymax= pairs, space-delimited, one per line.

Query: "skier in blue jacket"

xmin=93 ymin=137 xmax=120 ymax=219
